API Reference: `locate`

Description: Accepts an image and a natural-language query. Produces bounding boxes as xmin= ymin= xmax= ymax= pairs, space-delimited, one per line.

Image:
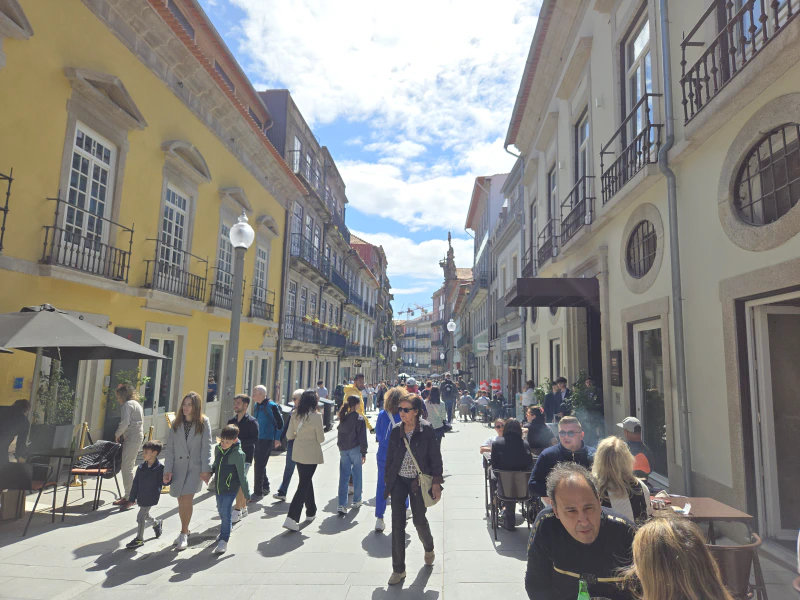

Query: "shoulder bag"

xmin=402 ymin=434 xmax=441 ymax=508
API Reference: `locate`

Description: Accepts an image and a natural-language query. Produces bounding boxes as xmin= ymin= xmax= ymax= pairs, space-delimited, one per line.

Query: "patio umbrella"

xmin=0 ymin=304 xmax=165 ymax=360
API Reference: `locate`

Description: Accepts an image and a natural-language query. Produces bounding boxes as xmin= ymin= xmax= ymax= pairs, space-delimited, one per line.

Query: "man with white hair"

xmin=249 ymin=385 xmax=284 ymax=502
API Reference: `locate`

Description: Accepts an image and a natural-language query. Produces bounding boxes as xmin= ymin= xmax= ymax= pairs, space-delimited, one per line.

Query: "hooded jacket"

xmin=211 ymin=440 xmax=251 ymax=499
xmin=337 ymin=410 xmax=368 ymax=456
xmin=528 ymin=441 xmax=595 ymax=498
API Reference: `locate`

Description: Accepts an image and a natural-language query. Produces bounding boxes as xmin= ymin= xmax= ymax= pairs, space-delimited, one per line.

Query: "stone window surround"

xmin=717 ymin=93 xmax=800 ymax=252
xmin=620 ymin=202 xmax=665 ymax=294
xmin=142 ymin=322 xmax=189 ymax=413
xmin=0 ymin=0 xmax=33 ymax=69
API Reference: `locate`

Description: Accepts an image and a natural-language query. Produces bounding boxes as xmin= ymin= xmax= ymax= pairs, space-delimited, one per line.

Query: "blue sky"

xmin=199 ymin=0 xmax=540 ymax=316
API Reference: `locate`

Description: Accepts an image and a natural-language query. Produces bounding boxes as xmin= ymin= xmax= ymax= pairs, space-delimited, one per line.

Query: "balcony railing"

xmin=348 ymin=289 xmax=363 ymax=309
xmin=330 ymin=267 xmax=349 ymax=295
xmin=0 ymin=169 xmax=12 ymax=253
xmin=680 ymin=0 xmax=797 ymax=124
xmin=345 ymin=342 xmax=361 ymax=356
xmin=522 ymin=245 xmax=536 ymax=278
xmin=329 ymin=206 xmax=350 ymax=244
xmin=361 ymin=346 xmax=375 ymax=358
xmin=538 ymin=219 xmax=557 ymax=267
xmin=474 ymin=271 xmax=488 ymax=288
xmin=600 ymin=93 xmax=663 ymax=204
xmin=287 ymin=150 xmax=323 ymax=196
xmin=416 ymin=333 xmax=431 ymax=339
xmin=283 ymin=314 xmax=346 ymax=348
xmin=560 ymin=176 xmax=595 ymax=245
xmin=208 ymin=271 xmax=245 ymax=311
xmin=456 ymin=334 xmax=469 ymax=348
xmin=250 ymin=288 xmax=275 ymax=321
xmin=41 ymin=197 xmax=134 ymax=282
xmin=289 ymin=233 xmax=321 ymax=271
xmin=432 ymin=338 xmax=445 ymax=347
xmin=144 ymin=239 xmax=208 ymax=302
xmin=496 ymin=296 xmax=517 ymax=320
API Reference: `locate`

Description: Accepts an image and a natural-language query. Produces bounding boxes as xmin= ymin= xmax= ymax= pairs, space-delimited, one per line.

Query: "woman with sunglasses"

xmin=384 ymin=394 xmax=443 ymax=586
xmin=480 ymin=418 xmax=506 ymax=454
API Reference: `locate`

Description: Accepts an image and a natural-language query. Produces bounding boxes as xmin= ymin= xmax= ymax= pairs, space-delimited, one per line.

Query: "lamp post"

xmin=446 ymin=319 xmax=456 ymax=373
xmin=224 ymin=212 xmax=254 ymax=415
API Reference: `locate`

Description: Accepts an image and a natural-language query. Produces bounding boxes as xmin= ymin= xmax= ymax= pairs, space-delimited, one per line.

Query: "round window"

xmin=626 ymin=220 xmax=657 ymax=279
xmin=735 ymin=124 xmax=800 ymax=226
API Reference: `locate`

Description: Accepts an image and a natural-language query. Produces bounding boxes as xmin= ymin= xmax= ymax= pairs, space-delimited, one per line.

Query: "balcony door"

xmin=625 ymin=16 xmax=653 ymax=142
xmin=142 ymin=336 xmax=178 ymax=440
xmin=159 ymin=186 xmax=189 ymax=286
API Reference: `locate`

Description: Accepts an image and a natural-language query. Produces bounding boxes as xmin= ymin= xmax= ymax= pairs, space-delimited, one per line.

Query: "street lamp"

xmin=224 ymin=212 xmax=254 ymax=414
xmin=447 ymin=319 xmax=456 ymax=333
xmin=391 ymin=344 xmax=397 ymax=353
xmin=440 ymin=352 xmax=445 ymax=360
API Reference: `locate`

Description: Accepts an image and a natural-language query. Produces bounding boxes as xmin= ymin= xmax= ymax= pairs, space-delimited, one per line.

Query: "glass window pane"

xmin=638 ymin=328 xmax=667 ymax=476
xmin=158 ymin=340 xmax=175 ymax=413
xmin=207 ymin=344 xmax=224 ymax=403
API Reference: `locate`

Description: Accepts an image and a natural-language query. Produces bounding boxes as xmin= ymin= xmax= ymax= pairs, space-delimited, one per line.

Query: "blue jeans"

xmin=216 ymin=493 xmax=236 ymax=542
xmin=338 ymin=447 xmax=363 ymax=507
xmin=445 ymin=400 xmax=455 ymax=423
xmin=278 ymin=440 xmax=295 ymax=495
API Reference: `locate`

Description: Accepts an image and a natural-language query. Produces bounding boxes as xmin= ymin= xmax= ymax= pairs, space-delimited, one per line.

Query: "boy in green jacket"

xmin=212 ymin=424 xmax=251 ymax=554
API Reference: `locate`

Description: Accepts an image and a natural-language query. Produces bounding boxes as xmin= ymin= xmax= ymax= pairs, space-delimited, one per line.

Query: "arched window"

xmin=626 ymin=220 xmax=657 ymax=279
xmin=735 ymin=124 xmax=800 ymax=226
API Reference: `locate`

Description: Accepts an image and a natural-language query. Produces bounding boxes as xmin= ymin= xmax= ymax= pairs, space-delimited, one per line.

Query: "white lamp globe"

xmin=447 ymin=319 xmax=456 ymax=332
xmin=439 ymin=352 xmax=445 ymax=360
xmin=229 ymin=212 xmax=255 ymax=249
xmin=391 ymin=344 xmax=397 ymax=353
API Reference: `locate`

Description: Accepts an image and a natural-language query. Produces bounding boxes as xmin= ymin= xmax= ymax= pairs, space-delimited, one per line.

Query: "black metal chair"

xmin=490 ymin=469 xmax=533 ymax=540
xmin=707 ymin=533 xmax=768 ymax=600
xmin=66 ymin=440 xmax=122 ymax=511
xmin=0 ymin=462 xmax=58 ymax=536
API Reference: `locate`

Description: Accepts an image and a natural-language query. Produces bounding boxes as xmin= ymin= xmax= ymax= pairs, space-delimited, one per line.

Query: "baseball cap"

xmin=406 ymin=377 xmax=418 ymax=387
xmin=616 ymin=416 xmax=641 ymax=432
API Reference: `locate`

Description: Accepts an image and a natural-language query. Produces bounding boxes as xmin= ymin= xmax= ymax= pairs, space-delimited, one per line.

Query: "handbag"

xmin=402 ymin=435 xmax=441 ymax=508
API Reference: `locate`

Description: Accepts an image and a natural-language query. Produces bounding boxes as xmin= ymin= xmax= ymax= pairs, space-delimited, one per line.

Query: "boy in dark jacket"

xmin=212 ymin=424 xmax=251 ymax=554
xmin=126 ymin=441 xmax=165 ymax=549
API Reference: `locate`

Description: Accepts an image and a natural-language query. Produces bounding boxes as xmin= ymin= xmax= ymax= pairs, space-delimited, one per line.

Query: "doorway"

xmin=747 ymin=302 xmax=800 ymax=541
xmin=632 ymin=321 xmax=668 ymax=482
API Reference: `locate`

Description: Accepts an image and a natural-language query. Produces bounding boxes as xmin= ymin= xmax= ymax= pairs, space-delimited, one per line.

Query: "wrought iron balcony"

xmin=289 ymin=233 xmax=321 ymax=271
xmin=600 ymin=94 xmax=663 ymax=204
xmin=41 ymin=196 xmax=134 ymax=282
xmin=537 ymin=219 xmax=557 ymax=267
xmin=345 ymin=342 xmax=361 ymax=356
xmin=560 ymin=176 xmax=595 ymax=245
xmin=330 ymin=207 xmax=350 ymax=244
xmin=208 ymin=271 xmax=245 ymax=311
xmin=496 ymin=296 xmax=517 ymax=320
xmin=348 ymin=288 xmax=363 ymax=309
xmin=0 ymin=169 xmax=12 ymax=253
xmin=680 ymin=0 xmax=798 ymax=124
xmin=361 ymin=346 xmax=375 ymax=358
xmin=144 ymin=239 xmax=208 ymax=302
xmin=431 ymin=338 xmax=445 ymax=347
xmin=522 ymin=245 xmax=536 ymax=278
xmin=250 ymin=288 xmax=275 ymax=321
xmin=416 ymin=333 xmax=431 ymax=339
xmin=283 ymin=314 xmax=346 ymax=348
xmin=330 ymin=266 xmax=349 ymax=295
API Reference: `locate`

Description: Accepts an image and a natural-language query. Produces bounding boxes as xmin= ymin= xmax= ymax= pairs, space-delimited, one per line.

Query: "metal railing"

xmin=681 ymin=0 xmax=797 ymax=124
xmin=329 ymin=208 xmax=350 ymax=244
xmin=283 ymin=314 xmax=346 ymax=348
xmin=416 ymin=333 xmax=431 ymax=339
xmin=432 ymin=338 xmax=445 ymax=347
xmin=345 ymin=342 xmax=361 ymax=356
xmin=287 ymin=150 xmax=323 ymax=196
xmin=600 ymin=93 xmax=663 ymax=204
xmin=289 ymin=233 xmax=321 ymax=271
xmin=330 ymin=267 xmax=349 ymax=295
xmin=250 ymin=288 xmax=275 ymax=321
xmin=537 ymin=219 xmax=557 ymax=267
xmin=522 ymin=245 xmax=536 ymax=278
xmin=0 ymin=169 xmax=11 ymax=253
xmin=496 ymin=296 xmax=517 ymax=320
xmin=348 ymin=288 xmax=363 ymax=309
xmin=561 ymin=176 xmax=595 ymax=245
xmin=208 ymin=272 xmax=245 ymax=310
xmin=456 ymin=335 xmax=469 ymax=348
xmin=42 ymin=196 xmax=134 ymax=282
xmin=144 ymin=239 xmax=208 ymax=302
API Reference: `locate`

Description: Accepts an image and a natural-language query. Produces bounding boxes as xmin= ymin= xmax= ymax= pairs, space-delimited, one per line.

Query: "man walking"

xmin=440 ymin=372 xmax=459 ymax=424
xmin=316 ymin=380 xmax=328 ymax=400
xmin=554 ymin=377 xmax=572 ymax=417
xmin=228 ymin=394 xmax=258 ymax=522
xmin=617 ymin=417 xmax=655 ymax=482
xmin=250 ymin=385 xmax=284 ymax=502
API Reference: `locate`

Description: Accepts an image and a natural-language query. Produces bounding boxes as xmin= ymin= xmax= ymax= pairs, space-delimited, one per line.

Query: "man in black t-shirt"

xmin=525 ymin=463 xmax=635 ymax=600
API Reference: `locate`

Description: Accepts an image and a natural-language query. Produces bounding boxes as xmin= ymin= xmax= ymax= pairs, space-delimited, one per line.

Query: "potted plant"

xmin=102 ymin=369 xmax=150 ymax=441
xmin=30 ymin=366 xmax=83 ymax=449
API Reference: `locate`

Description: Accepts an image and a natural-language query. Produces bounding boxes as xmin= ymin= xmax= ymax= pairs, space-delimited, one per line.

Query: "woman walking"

xmin=337 ymin=395 xmax=368 ymax=514
xmin=424 ymin=386 xmax=447 ymax=444
xmin=384 ymin=394 xmax=443 ymax=585
xmin=283 ymin=390 xmax=324 ymax=531
xmin=592 ymin=436 xmax=652 ymax=524
xmin=162 ymin=392 xmax=213 ymax=550
xmin=374 ymin=386 xmax=405 ymax=532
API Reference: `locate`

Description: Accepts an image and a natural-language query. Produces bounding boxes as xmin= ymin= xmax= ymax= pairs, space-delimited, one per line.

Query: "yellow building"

xmin=0 ymin=0 xmax=307 ymax=442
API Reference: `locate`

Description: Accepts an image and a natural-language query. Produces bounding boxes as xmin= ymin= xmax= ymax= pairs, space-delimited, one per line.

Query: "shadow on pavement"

xmin=368 ymin=566 xmax=440 ymax=599
xmin=361 ymin=530 xmax=411 ymax=558
xmin=257 ymin=530 xmax=307 ymax=557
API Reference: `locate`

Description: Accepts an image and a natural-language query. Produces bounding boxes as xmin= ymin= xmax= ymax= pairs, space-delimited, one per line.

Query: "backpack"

xmin=334 ymin=384 xmax=344 ymax=401
xmin=269 ymin=402 xmax=284 ymax=432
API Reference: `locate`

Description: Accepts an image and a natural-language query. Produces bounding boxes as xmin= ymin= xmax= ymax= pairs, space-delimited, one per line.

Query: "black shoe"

xmin=126 ymin=537 xmax=144 ymax=549
xmin=153 ymin=520 xmax=163 ymax=539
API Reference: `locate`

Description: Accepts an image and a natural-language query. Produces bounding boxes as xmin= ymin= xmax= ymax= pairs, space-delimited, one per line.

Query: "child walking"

xmin=126 ymin=441 xmax=165 ymax=549
xmin=337 ymin=395 xmax=368 ymax=514
xmin=211 ymin=424 xmax=250 ymax=554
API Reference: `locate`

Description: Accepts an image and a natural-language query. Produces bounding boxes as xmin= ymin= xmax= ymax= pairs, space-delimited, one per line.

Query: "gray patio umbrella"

xmin=0 ymin=304 xmax=165 ymax=360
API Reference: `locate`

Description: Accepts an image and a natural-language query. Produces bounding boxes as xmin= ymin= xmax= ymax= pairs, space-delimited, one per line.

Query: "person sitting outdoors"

xmin=525 ymin=463 xmax=635 ymax=600
xmin=0 ymin=399 xmax=31 ymax=466
xmin=476 ymin=390 xmax=491 ymax=422
xmin=616 ymin=417 xmax=655 ymax=483
xmin=524 ymin=405 xmax=557 ymax=455
xmin=491 ymin=418 xmax=533 ymax=531
xmin=480 ymin=418 xmax=505 ymax=454
xmin=627 ymin=517 xmax=734 ymax=600
xmin=529 ymin=416 xmax=594 ymax=505
xmin=592 ymin=437 xmax=652 ymax=525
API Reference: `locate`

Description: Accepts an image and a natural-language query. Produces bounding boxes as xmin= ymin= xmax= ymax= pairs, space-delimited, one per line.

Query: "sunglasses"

xmin=558 ymin=430 xmax=580 ymax=438
xmin=398 ymin=407 xmax=416 ymax=413
xmin=494 ymin=425 xmax=503 ymax=430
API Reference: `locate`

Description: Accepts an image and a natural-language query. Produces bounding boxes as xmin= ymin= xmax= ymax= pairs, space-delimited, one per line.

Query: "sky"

xmin=198 ymin=0 xmax=540 ymax=318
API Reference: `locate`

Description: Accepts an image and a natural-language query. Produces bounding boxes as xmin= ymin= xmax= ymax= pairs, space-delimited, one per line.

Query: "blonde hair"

xmin=172 ymin=392 xmax=206 ymax=434
xmin=383 ymin=387 xmax=407 ymax=415
xmin=593 ymin=436 xmax=641 ymax=498
xmin=629 ymin=517 xmax=734 ymax=600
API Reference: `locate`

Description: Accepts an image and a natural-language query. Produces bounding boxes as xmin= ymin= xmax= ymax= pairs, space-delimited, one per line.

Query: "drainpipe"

xmin=275 ymin=203 xmax=292 ymax=404
xmin=658 ymin=0 xmax=693 ymax=496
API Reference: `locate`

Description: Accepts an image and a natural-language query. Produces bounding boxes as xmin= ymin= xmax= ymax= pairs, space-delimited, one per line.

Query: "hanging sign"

xmin=491 ymin=379 xmax=501 ymax=392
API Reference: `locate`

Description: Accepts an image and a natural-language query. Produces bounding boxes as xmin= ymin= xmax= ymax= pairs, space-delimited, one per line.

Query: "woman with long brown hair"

xmin=162 ymin=392 xmax=213 ymax=550
xmin=630 ymin=517 xmax=734 ymax=600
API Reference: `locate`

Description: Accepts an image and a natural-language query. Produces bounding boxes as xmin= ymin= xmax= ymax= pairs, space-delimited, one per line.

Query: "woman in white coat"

xmin=162 ymin=391 xmax=213 ymax=550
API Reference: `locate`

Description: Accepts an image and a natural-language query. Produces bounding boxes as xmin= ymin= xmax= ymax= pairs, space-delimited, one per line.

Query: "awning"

xmin=505 ymin=277 xmax=600 ymax=309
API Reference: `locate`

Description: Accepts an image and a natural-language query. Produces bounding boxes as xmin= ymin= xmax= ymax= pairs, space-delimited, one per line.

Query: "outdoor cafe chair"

xmin=67 ymin=440 xmax=122 ymax=511
xmin=0 ymin=461 xmax=58 ymax=536
xmin=707 ymin=533 xmax=768 ymax=600
xmin=490 ymin=469 xmax=533 ymax=541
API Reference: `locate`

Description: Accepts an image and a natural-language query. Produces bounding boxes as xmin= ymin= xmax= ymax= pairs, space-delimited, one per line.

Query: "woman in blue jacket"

xmin=374 ymin=387 xmax=407 ymax=532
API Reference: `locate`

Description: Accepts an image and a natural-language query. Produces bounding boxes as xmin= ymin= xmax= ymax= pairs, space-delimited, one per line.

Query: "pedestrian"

xmin=384 ymin=393 xmax=443 ymax=585
xmin=376 ymin=382 xmax=387 ymax=411
xmin=421 ymin=381 xmax=432 ymax=401
xmin=162 ymin=392 xmax=213 ymax=550
xmin=343 ymin=373 xmax=375 ymax=431
xmin=333 ymin=379 xmax=346 ymax=413
xmin=375 ymin=386 xmax=407 ymax=532
xmin=337 ymin=395 xmax=368 ymax=514
xmin=250 ymin=385 xmax=284 ymax=502
xmin=316 ymin=380 xmax=328 ymax=400
xmin=440 ymin=372 xmax=459 ymax=423
xmin=274 ymin=389 xmax=302 ymax=501
xmin=521 ymin=380 xmax=536 ymax=410
xmin=543 ymin=381 xmax=559 ymax=422
xmin=228 ymin=394 xmax=258 ymax=523
xmin=0 ymin=399 xmax=30 ymax=466
xmin=283 ymin=390 xmax=324 ymax=531
xmin=113 ymin=384 xmax=144 ymax=511
xmin=592 ymin=436 xmax=652 ymax=525
xmin=210 ymin=424 xmax=250 ymax=554
xmin=424 ymin=386 xmax=447 ymax=444
xmin=125 ymin=440 xmax=164 ymax=549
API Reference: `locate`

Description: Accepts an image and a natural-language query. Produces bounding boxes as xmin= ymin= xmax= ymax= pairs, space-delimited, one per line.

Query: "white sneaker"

xmin=241 ymin=506 xmax=248 ymax=518
xmin=375 ymin=518 xmax=386 ymax=532
xmin=273 ymin=492 xmax=287 ymax=501
xmin=282 ymin=517 xmax=300 ymax=532
xmin=213 ymin=540 xmax=227 ymax=554
xmin=337 ymin=505 xmax=347 ymax=515
xmin=349 ymin=500 xmax=364 ymax=509
xmin=175 ymin=533 xmax=188 ymax=550
xmin=231 ymin=509 xmax=242 ymax=524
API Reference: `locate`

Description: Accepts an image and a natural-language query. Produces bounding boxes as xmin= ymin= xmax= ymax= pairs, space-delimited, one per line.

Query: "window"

xmin=548 ymin=166 xmax=558 ymax=221
xmin=214 ymin=60 xmax=235 ymax=92
xmin=310 ymin=292 xmax=317 ymax=316
xmin=299 ymin=286 xmax=308 ymax=317
xmin=625 ymin=16 xmax=652 ymax=139
xmin=287 ymin=281 xmax=297 ymax=315
xmin=249 ymin=108 xmax=263 ymax=130
xmin=207 ymin=342 xmax=225 ymax=403
xmin=550 ymin=338 xmax=562 ymax=381
xmin=305 ymin=152 xmax=312 ymax=180
xmin=329 ymin=303 xmax=334 ymax=323
xmin=215 ymin=224 xmax=233 ymax=293
xmin=575 ymin=109 xmax=590 ymax=182
xmin=253 ymin=246 xmax=268 ymax=302
xmin=321 ymin=299 xmax=327 ymax=323
xmin=291 ymin=203 xmax=303 ymax=235
xmin=314 ymin=226 xmax=321 ymax=250
xmin=160 ymin=186 xmax=188 ymax=275
xmin=167 ymin=0 xmax=194 ymax=39
xmin=292 ymin=136 xmax=302 ymax=172
xmin=626 ymin=220 xmax=657 ymax=278
xmin=735 ymin=124 xmax=800 ymax=226
xmin=334 ymin=306 xmax=339 ymax=324
xmin=531 ymin=343 xmax=539 ymax=386
xmin=304 ymin=214 xmax=313 ymax=241
xmin=142 ymin=336 xmax=177 ymax=415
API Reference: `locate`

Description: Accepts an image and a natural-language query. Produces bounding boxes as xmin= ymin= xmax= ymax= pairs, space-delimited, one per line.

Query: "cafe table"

xmin=664 ymin=496 xmax=754 ymax=544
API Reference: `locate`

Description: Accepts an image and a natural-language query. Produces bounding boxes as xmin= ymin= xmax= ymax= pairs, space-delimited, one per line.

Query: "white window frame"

xmin=215 ymin=223 xmax=234 ymax=292
xmin=625 ymin=14 xmax=653 ymax=139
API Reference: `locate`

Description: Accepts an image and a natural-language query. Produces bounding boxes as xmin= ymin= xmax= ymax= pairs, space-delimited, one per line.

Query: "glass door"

xmin=242 ymin=357 xmax=255 ymax=395
xmin=142 ymin=337 xmax=176 ymax=416
xmin=633 ymin=322 xmax=668 ymax=481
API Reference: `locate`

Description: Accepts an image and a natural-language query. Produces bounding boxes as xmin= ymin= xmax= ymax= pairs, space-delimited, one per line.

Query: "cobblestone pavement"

xmin=0 ymin=414 xmax=795 ymax=599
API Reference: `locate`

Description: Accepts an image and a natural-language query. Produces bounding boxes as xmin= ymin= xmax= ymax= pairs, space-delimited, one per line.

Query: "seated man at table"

xmin=529 ymin=416 xmax=594 ymax=505
xmin=616 ymin=416 xmax=655 ymax=482
xmin=525 ymin=463 xmax=635 ymax=600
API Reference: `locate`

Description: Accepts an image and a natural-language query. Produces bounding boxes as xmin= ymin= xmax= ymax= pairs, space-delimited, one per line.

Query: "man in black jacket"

xmin=529 ymin=416 xmax=594 ymax=504
xmin=440 ymin=373 xmax=459 ymax=424
xmin=525 ymin=463 xmax=635 ymax=600
xmin=543 ymin=382 xmax=559 ymax=422
xmin=229 ymin=394 xmax=259 ymax=521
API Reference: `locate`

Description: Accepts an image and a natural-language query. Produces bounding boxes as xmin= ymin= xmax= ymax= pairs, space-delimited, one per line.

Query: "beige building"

xmin=504 ymin=0 xmax=800 ymax=554
xmin=399 ymin=313 xmax=433 ymax=379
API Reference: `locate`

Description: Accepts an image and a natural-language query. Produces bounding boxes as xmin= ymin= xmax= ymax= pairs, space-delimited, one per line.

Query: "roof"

xmin=350 ymin=233 xmax=368 ymax=245
xmin=505 ymin=0 xmax=556 ymax=149
xmin=464 ymin=176 xmax=487 ymax=230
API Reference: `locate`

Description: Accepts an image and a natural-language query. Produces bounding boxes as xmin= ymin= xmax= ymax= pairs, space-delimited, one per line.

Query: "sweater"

xmin=337 ymin=410 xmax=368 ymax=456
xmin=227 ymin=412 xmax=259 ymax=463
xmin=129 ymin=459 xmax=164 ymax=507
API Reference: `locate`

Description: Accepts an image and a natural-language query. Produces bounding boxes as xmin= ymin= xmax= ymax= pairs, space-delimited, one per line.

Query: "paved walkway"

xmin=0 ymin=415 xmax=795 ymax=600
